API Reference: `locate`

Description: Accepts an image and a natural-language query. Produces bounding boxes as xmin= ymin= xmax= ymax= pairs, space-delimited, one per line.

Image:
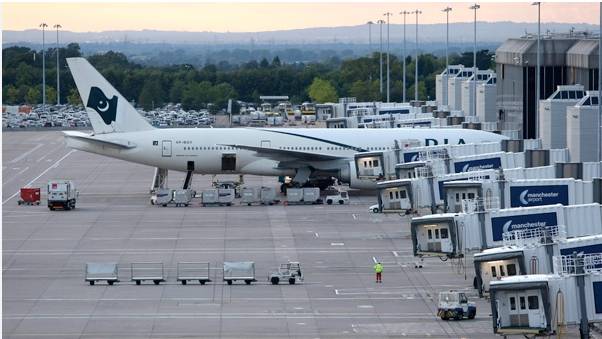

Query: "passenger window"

xmin=528 ymin=296 xmax=539 ymax=310
xmin=440 ymin=228 xmax=449 ymax=239
xmin=459 ymin=293 xmax=468 ymax=304
xmin=568 ymin=91 xmax=576 ymax=99
xmin=491 ymin=266 xmax=497 ymax=277
xmin=400 ymin=190 xmax=407 ymax=199
xmin=468 ymin=193 xmax=475 ymax=199
xmin=561 ymin=91 xmax=568 ymax=99
xmin=389 ymin=192 xmax=393 ymax=199
xmin=519 ymin=296 xmax=526 ymax=310
xmin=373 ymin=159 xmax=379 ymax=167
xmin=456 ymin=193 xmax=460 ymax=202
xmin=427 ymin=229 xmax=433 ymax=240
xmin=435 ymin=229 xmax=440 ymax=239
xmin=395 ymin=191 xmax=399 ymax=199
xmin=499 ymin=265 xmax=506 ymax=277
xmin=509 ymin=296 xmax=516 ymax=310
xmin=507 ymin=264 xmax=517 ymax=276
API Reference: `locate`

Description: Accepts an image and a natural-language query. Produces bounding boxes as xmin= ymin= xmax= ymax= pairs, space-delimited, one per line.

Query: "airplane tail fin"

xmin=66 ymin=57 xmax=153 ymax=134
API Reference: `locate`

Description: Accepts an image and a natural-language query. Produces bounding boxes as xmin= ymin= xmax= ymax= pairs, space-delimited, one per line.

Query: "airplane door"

xmin=162 ymin=140 xmax=172 ymax=157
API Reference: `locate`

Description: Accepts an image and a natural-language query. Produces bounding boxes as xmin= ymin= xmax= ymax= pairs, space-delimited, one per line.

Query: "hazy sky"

xmin=2 ymin=2 xmax=599 ymax=32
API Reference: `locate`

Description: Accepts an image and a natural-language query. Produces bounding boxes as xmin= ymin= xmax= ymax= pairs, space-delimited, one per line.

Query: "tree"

xmin=25 ymin=86 xmax=40 ymax=104
xmin=138 ymin=79 xmax=163 ymax=110
xmin=45 ymin=86 xmax=57 ymax=105
xmin=307 ymin=77 xmax=338 ymax=103
xmin=271 ymin=56 xmax=281 ymax=67
xmin=5 ymin=85 xmax=19 ymax=104
xmin=67 ymin=88 xmax=81 ymax=106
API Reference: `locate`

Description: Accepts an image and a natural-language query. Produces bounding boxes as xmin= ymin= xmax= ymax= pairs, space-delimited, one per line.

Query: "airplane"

xmin=64 ymin=57 xmax=508 ymax=190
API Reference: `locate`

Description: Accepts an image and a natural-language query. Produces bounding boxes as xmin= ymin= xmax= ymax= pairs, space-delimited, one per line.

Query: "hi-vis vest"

xmin=374 ymin=263 xmax=383 ymax=273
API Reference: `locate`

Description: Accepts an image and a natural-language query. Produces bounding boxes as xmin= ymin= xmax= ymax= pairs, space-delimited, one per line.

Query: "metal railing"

xmin=502 ymin=225 xmax=566 ymax=248
xmin=554 ymin=252 xmax=602 ymax=276
xmin=461 ymin=196 xmax=501 ymax=213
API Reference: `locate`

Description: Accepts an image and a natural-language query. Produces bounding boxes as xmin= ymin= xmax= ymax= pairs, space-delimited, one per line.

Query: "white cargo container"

xmin=411 ymin=204 xmax=602 ymax=258
xmin=201 ymin=189 xmax=218 ymax=206
xmin=286 ymin=188 xmax=303 ymax=203
xmin=260 ymin=186 xmax=277 ymax=205
xmin=241 ymin=186 xmax=260 ymax=206
xmin=474 ymin=234 xmax=602 ymax=296
xmin=302 ymin=187 xmax=321 ymax=204
xmin=217 ymin=188 xmax=235 ymax=206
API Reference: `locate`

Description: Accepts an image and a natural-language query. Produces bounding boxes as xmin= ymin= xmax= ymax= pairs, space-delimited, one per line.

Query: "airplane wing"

xmin=220 ymin=144 xmax=346 ymax=162
xmin=63 ymin=131 xmax=136 ymax=149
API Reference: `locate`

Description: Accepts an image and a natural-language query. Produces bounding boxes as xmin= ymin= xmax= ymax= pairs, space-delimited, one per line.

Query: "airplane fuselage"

xmin=66 ymin=127 xmax=506 ymax=181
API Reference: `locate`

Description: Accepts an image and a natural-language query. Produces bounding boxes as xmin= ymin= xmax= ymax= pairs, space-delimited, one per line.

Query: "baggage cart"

xmin=202 ymin=189 xmax=219 ymax=206
xmin=173 ymin=189 xmax=194 ymax=207
xmin=241 ymin=187 xmax=260 ymax=206
xmin=218 ymin=188 xmax=235 ymax=206
xmin=85 ymin=262 xmax=119 ymax=285
xmin=260 ymin=186 xmax=278 ymax=205
xmin=130 ymin=262 xmax=165 ymax=285
xmin=155 ymin=189 xmax=173 ymax=207
xmin=223 ymin=261 xmax=256 ymax=285
xmin=177 ymin=262 xmax=211 ymax=285
xmin=18 ymin=187 xmax=40 ymax=205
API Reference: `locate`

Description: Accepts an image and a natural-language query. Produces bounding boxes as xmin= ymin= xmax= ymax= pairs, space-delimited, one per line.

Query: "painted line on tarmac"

xmin=2 ymin=150 xmax=76 ymax=205
xmin=9 ymin=143 xmax=43 ymax=163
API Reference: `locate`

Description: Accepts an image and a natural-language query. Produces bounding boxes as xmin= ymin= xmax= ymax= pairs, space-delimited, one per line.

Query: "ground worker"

xmin=374 ymin=262 xmax=383 ymax=283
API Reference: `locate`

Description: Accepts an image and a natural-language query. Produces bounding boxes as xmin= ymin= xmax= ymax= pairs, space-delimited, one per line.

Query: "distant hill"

xmin=3 ymin=21 xmax=598 ymax=45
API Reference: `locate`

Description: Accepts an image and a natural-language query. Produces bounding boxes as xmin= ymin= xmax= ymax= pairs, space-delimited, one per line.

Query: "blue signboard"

xmin=560 ymin=243 xmax=602 ymax=256
xmin=454 ymin=157 xmax=502 ymax=173
xmin=490 ymin=212 xmax=558 ymax=242
xmin=509 ymin=185 xmax=569 ymax=207
xmin=403 ymin=152 xmax=420 ymax=163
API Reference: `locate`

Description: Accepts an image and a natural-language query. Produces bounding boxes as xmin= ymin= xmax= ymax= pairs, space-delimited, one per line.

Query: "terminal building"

xmin=495 ymin=32 xmax=600 ymax=139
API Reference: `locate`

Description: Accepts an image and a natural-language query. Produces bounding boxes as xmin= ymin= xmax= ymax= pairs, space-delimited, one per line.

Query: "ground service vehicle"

xmin=47 ymin=180 xmax=78 ymax=210
xmin=269 ymin=262 xmax=303 ymax=285
xmin=325 ymin=191 xmax=349 ymax=205
xmin=437 ymin=291 xmax=476 ymax=320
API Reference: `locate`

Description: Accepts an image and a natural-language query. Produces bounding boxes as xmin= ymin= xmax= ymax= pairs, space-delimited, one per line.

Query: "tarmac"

xmin=3 ymin=130 xmax=498 ymax=338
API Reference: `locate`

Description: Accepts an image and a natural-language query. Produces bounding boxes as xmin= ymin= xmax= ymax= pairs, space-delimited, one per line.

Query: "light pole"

xmin=413 ymin=10 xmax=421 ymax=101
xmin=470 ymin=4 xmax=480 ymax=116
xmin=384 ymin=12 xmax=393 ymax=103
xmin=532 ymin=2 xmax=541 ymax=138
xmin=443 ymin=7 xmax=452 ymax=106
xmin=54 ymin=24 xmax=61 ymax=105
xmin=367 ymin=21 xmax=373 ymax=81
xmin=40 ymin=23 xmax=48 ymax=112
xmin=400 ymin=10 xmax=410 ymax=103
xmin=378 ymin=19 xmax=385 ymax=97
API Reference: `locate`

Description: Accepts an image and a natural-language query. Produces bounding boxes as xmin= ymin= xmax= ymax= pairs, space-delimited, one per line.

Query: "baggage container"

xmin=85 ymin=262 xmax=119 ymax=286
xmin=18 ymin=187 xmax=40 ymax=205
xmin=130 ymin=262 xmax=165 ymax=285
xmin=217 ymin=188 xmax=235 ymax=206
xmin=260 ymin=186 xmax=277 ymax=205
xmin=177 ymin=262 xmax=211 ymax=285
xmin=286 ymin=188 xmax=303 ymax=203
xmin=241 ymin=187 xmax=260 ymax=205
xmin=173 ymin=189 xmax=194 ymax=207
xmin=202 ymin=189 xmax=218 ymax=206
xmin=155 ymin=189 xmax=173 ymax=206
xmin=223 ymin=261 xmax=256 ymax=285
xmin=302 ymin=187 xmax=321 ymax=204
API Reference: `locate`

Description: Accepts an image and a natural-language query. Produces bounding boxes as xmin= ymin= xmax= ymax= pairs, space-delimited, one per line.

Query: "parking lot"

xmin=3 ymin=130 xmax=496 ymax=338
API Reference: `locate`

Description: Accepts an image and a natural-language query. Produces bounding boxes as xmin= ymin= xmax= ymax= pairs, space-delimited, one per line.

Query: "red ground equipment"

xmin=18 ymin=187 xmax=41 ymax=205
